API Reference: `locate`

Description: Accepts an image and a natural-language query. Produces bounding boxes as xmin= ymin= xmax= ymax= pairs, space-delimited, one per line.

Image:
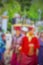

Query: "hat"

xmin=21 ymin=27 xmax=28 ymax=32
xmin=29 ymin=25 xmax=35 ymax=31
xmin=14 ymin=26 xmax=21 ymax=31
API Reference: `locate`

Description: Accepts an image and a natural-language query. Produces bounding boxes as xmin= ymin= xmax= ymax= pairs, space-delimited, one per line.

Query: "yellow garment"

xmin=27 ymin=33 xmax=35 ymax=56
xmin=27 ymin=32 xmax=34 ymax=42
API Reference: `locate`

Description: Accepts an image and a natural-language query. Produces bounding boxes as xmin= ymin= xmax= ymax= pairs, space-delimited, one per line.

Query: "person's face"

xmin=2 ymin=35 xmax=6 ymax=40
xmin=22 ymin=31 xmax=27 ymax=35
xmin=29 ymin=28 xmax=35 ymax=35
xmin=40 ymin=32 xmax=43 ymax=38
xmin=16 ymin=30 xmax=21 ymax=36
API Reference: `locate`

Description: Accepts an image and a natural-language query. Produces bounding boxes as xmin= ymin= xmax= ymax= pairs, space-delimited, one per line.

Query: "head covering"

xmin=14 ymin=24 xmax=22 ymax=31
xmin=21 ymin=27 xmax=28 ymax=32
xmin=14 ymin=26 xmax=21 ymax=31
xmin=29 ymin=25 xmax=35 ymax=31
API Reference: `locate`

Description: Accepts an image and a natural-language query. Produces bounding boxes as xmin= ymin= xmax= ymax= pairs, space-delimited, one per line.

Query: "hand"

xmin=6 ymin=49 xmax=10 ymax=54
xmin=18 ymin=46 xmax=22 ymax=51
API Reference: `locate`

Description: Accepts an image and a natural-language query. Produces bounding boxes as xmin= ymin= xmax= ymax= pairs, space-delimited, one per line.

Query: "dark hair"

xmin=1 ymin=34 xmax=5 ymax=37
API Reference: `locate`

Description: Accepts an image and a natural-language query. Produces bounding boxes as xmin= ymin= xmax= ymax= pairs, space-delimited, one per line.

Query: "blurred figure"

xmin=0 ymin=34 xmax=6 ymax=65
xmin=4 ymin=32 xmax=12 ymax=65
xmin=2 ymin=34 xmax=6 ymax=43
xmin=20 ymin=26 xmax=40 ymax=65
xmin=38 ymin=31 xmax=43 ymax=65
xmin=12 ymin=17 xmax=16 ymax=24
xmin=36 ymin=32 xmax=40 ymax=38
xmin=12 ymin=13 xmax=21 ymax=24
xmin=0 ymin=27 xmax=2 ymax=35
xmin=10 ymin=26 xmax=23 ymax=65
xmin=6 ymin=32 xmax=12 ymax=50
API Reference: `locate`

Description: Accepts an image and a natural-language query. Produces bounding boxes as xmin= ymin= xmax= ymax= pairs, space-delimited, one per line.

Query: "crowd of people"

xmin=0 ymin=25 xmax=43 ymax=65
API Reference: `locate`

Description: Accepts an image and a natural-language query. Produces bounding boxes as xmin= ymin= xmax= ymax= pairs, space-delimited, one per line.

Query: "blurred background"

xmin=0 ymin=0 xmax=43 ymax=65
xmin=0 ymin=0 xmax=43 ymax=33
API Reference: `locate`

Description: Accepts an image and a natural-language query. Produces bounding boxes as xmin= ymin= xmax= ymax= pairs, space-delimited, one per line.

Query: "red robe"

xmin=21 ymin=36 xmax=39 ymax=55
xmin=20 ymin=36 xmax=40 ymax=65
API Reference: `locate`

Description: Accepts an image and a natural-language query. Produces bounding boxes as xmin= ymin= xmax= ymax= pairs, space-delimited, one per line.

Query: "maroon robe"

xmin=10 ymin=34 xmax=23 ymax=65
xmin=19 ymin=36 xmax=40 ymax=65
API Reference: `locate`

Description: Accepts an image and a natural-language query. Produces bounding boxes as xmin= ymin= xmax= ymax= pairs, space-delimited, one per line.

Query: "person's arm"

xmin=35 ymin=37 xmax=40 ymax=56
xmin=18 ymin=37 xmax=24 ymax=51
xmin=7 ymin=37 xmax=14 ymax=54
xmin=0 ymin=41 xmax=6 ymax=54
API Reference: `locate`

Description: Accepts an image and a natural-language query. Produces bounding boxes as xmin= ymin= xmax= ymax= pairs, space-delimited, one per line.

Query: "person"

xmin=0 ymin=27 xmax=2 ymax=35
xmin=38 ymin=31 xmax=43 ymax=65
xmin=0 ymin=33 xmax=6 ymax=65
xmin=20 ymin=25 xmax=40 ymax=65
xmin=12 ymin=17 xmax=16 ymax=24
xmin=10 ymin=26 xmax=23 ymax=65
xmin=4 ymin=32 xmax=12 ymax=65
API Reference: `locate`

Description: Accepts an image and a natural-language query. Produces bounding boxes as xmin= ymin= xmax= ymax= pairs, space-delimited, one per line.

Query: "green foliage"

xmin=7 ymin=21 xmax=12 ymax=31
xmin=28 ymin=6 xmax=39 ymax=20
xmin=16 ymin=0 xmax=32 ymax=11
xmin=28 ymin=0 xmax=43 ymax=21
xmin=7 ymin=2 xmax=21 ymax=18
xmin=7 ymin=2 xmax=21 ymax=31
xmin=0 ymin=1 xmax=21 ymax=31
xmin=0 ymin=1 xmax=21 ymax=17
xmin=38 ymin=26 xmax=43 ymax=32
xmin=0 ymin=0 xmax=43 ymax=31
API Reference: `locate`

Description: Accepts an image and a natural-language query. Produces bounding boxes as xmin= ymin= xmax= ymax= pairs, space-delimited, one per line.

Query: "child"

xmin=0 ymin=34 xmax=6 ymax=65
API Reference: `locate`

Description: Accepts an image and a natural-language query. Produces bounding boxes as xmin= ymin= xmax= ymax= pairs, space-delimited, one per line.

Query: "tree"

xmin=0 ymin=0 xmax=21 ymax=16
xmin=0 ymin=0 xmax=21 ymax=31
xmin=16 ymin=0 xmax=32 ymax=11
xmin=28 ymin=0 xmax=43 ymax=21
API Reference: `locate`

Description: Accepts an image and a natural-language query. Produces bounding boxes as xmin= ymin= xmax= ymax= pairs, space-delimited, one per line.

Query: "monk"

xmin=10 ymin=26 xmax=23 ymax=65
xmin=20 ymin=25 xmax=40 ymax=65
